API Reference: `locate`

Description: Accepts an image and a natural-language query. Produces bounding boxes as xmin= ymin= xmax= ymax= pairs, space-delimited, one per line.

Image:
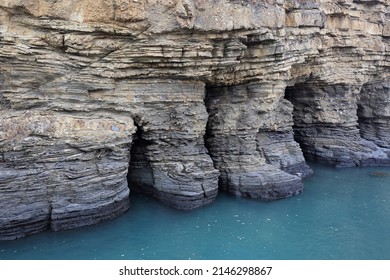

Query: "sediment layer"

xmin=0 ymin=0 xmax=389 ymax=239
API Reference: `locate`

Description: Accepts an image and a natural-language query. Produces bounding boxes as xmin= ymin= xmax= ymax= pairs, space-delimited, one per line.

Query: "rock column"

xmin=124 ymin=80 xmax=220 ymax=210
xmin=205 ymin=82 xmax=309 ymax=199
xmin=358 ymin=81 xmax=390 ymax=150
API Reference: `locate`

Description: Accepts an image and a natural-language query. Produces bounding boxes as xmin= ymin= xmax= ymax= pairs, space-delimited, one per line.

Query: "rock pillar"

xmin=358 ymin=81 xmax=390 ymax=150
xmin=126 ymin=80 xmax=220 ymax=210
xmin=205 ymin=82 xmax=309 ymax=199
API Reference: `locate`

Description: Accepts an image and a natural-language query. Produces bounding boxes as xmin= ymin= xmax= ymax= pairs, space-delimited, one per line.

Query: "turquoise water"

xmin=1 ymin=163 xmax=390 ymax=260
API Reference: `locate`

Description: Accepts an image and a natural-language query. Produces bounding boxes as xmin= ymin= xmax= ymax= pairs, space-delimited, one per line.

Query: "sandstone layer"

xmin=0 ymin=0 xmax=389 ymax=239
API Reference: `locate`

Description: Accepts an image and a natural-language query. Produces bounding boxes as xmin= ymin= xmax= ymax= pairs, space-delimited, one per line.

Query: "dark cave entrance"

xmin=204 ymin=84 xmax=227 ymax=192
xmin=203 ymin=84 xmax=226 ymax=192
xmin=356 ymin=83 xmax=378 ymax=145
xmin=284 ymin=82 xmax=364 ymax=166
xmin=284 ymin=83 xmax=314 ymax=161
xmin=127 ymin=121 xmax=155 ymax=195
xmin=204 ymin=85 xmax=218 ymax=165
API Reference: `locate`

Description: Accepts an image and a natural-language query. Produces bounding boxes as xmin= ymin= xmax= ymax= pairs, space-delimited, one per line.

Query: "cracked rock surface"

xmin=0 ymin=0 xmax=389 ymax=239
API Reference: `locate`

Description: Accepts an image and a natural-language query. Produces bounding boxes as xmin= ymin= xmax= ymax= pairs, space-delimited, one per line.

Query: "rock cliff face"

xmin=0 ymin=0 xmax=389 ymax=239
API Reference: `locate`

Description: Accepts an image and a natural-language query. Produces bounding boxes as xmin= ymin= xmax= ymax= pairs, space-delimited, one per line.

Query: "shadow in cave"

xmin=203 ymin=85 xmax=226 ymax=193
xmin=284 ymin=84 xmax=315 ymax=162
xmin=127 ymin=121 xmax=155 ymax=196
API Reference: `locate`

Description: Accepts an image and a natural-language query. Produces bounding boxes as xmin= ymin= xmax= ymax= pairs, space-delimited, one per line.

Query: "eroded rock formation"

xmin=0 ymin=0 xmax=389 ymax=239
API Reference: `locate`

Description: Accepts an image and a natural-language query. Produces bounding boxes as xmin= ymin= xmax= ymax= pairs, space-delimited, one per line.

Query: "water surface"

xmin=1 ymin=163 xmax=390 ymax=260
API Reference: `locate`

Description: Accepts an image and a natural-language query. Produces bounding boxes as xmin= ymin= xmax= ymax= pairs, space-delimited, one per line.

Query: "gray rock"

xmin=0 ymin=0 xmax=389 ymax=239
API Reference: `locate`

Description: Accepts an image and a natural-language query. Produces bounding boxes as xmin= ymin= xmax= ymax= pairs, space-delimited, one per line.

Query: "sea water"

xmin=1 ymin=163 xmax=390 ymax=260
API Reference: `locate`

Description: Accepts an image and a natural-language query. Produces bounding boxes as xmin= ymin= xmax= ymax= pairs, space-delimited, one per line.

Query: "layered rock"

xmin=285 ymin=83 xmax=390 ymax=167
xmin=206 ymin=82 xmax=310 ymax=199
xmin=121 ymin=80 xmax=219 ymax=210
xmin=358 ymin=81 xmax=390 ymax=149
xmin=283 ymin=0 xmax=390 ymax=167
xmin=0 ymin=112 xmax=134 ymax=239
xmin=0 ymin=79 xmax=220 ymax=239
xmin=0 ymin=0 xmax=389 ymax=239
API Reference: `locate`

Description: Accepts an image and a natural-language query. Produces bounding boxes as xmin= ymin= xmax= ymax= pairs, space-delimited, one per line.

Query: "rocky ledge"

xmin=0 ymin=0 xmax=389 ymax=240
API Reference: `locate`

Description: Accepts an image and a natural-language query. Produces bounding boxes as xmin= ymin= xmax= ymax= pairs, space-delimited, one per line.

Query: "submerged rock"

xmin=369 ymin=171 xmax=390 ymax=178
xmin=0 ymin=0 xmax=389 ymax=239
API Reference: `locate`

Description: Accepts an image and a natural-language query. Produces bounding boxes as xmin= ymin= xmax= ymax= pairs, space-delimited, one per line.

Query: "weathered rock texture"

xmin=0 ymin=0 xmax=389 ymax=239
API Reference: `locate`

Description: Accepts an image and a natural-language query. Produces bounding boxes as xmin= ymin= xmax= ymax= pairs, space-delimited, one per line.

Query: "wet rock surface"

xmin=0 ymin=0 xmax=389 ymax=239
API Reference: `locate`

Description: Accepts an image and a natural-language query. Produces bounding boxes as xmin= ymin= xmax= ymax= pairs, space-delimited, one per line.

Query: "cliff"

xmin=0 ymin=0 xmax=389 ymax=240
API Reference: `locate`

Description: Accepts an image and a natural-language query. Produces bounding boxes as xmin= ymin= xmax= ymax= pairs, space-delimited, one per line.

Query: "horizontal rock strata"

xmin=205 ymin=83 xmax=310 ymax=199
xmin=0 ymin=112 xmax=135 ymax=238
xmin=285 ymin=83 xmax=390 ymax=167
xmin=0 ymin=0 xmax=389 ymax=239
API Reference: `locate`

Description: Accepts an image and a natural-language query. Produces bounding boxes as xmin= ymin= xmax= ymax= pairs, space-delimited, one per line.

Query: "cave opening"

xmin=284 ymin=84 xmax=314 ymax=162
xmin=357 ymin=102 xmax=366 ymax=138
xmin=356 ymin=82 xmax=390 ymax=150
xmin=356 ymin=83 xmax=381 ymax=146
xmin=203 ymin=85 xmax=217 ymax=165
xmin=204 ymin=82 xmax=310 ymax=198
xmin=284 ymin=82 xmax=368 ymax=167
xmin=127 ymin=120 xmax=155 ymax=196
xmin=203 ymin=85 xmax=223 ymax=190
xmin=204 ymin=84 xmax=233 ymax=192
